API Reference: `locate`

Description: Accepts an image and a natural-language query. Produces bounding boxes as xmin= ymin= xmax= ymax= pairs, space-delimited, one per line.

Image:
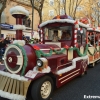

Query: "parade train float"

xmin=0 ymin=14 xmax=100 ymax=100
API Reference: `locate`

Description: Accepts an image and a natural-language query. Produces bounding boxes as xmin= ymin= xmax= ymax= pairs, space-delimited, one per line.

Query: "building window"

xmin=42 ymin=11 xmax=44 ymax=16
xmin=60 ymin=0 xmax=65 ymax=3
xmin=49 ymin=0 xmax=54 ymax=6
xmin=60 ymin=9 xmax=65 ymax=15
xmin=49 ymin=10 xmax=54 ymax=16
xmin=76 ymin=6 xmax=83 ymax=11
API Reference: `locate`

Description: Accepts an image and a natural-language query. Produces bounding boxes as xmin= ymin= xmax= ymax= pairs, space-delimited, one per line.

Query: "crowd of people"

xmin=0 ymin=37 xmax=15 ymax=64
xmin=22 ymin=35 xmax=39 ymax=44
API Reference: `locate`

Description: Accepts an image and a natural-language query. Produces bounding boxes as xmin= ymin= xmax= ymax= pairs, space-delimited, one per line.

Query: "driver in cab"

xmin=52 ymin=30 xmax=59 ymax=42
xmin=61 ymin=30 xmax=71 ymax=40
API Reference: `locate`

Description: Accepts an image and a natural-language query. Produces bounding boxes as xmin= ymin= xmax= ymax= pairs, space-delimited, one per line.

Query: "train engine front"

xmin=0 ymin=40 xmax=59 ymax=100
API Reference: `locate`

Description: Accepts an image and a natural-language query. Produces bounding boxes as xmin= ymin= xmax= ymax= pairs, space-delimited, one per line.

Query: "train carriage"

xmin=87 ymin=28 xmax=100 ymax=66
xmin=0 ymin=15 xmax=99 ymax=100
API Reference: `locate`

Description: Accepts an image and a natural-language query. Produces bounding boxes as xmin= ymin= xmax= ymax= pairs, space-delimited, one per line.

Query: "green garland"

xmin=35 ymin=44 xmax=88 ymax=58
xmin=36 ymin=49 xmax=53 ymax=58
xmin=69 ymin=45 xmax=88 ymax=57
xmin=88 ymin=46 xmax=100 ymax=56
xmin=13 ymin=44 xmax=28 ymax=76
xmin=54 ymin=48 xmax=66 ymax=54
xmin=88 ymin=49 xmax=96 ymax=56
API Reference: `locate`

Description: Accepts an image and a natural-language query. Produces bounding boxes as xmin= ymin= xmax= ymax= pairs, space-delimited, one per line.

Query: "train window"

xmin=61 ymin=30 xmax=72 ymax=40
xmin=82 ymin=28 xmax=86 ymax=44
xmin=95 ymin=33 xmax=98 ymax=45
xmin=44 ymin=25 xmax=72 ymax=41
xmin=60 ymin=26 xmax=72 ymax=40
xmin=77 ymin=30 xmax=81 ymax=44
xmin=91 ymin=32 xmax=95 ymax=45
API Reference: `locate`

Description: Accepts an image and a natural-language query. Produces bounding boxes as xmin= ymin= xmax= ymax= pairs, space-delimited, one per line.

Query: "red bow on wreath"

xmin=50 ymin=47 xmax=54 ymax=50
xmin=33 ymin=45 xmax=40 ymax=50
xmin=64 ymin=45 xmax=69 ymax=49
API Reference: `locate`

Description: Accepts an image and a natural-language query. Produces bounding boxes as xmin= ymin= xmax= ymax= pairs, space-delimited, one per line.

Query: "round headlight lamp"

xmin=37 ymin=59 xmax=43 ymax=67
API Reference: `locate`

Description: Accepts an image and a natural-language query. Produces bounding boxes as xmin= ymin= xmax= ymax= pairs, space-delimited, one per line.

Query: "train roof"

xmin=87 ymin=27 xmax=100 ymax=32
xmin=39 ymin=19 xmax=90 ymax=28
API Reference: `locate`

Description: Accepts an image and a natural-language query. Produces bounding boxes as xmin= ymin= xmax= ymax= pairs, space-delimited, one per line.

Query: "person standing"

xmin=0 ymin=38 xmax=6 ymax=63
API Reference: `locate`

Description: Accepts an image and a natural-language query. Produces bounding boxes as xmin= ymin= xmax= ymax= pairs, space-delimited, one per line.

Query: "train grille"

xmin=0 ymin=74 xmax=26 ymax=100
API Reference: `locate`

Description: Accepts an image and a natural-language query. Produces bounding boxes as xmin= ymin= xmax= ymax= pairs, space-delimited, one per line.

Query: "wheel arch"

xmin=26 ymin=72 xmax=56 ymax=99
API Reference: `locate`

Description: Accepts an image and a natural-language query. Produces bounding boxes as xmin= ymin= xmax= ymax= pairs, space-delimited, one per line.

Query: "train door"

xmin=87 ymin=31 xmax=96 ymax=66
xmin=80 ymin=28 xmax=87 ymax=54
xmin=74 ymin=27 xmax=87 ymax=58
xmin=94 ymin=32 xmax=100 ymax=60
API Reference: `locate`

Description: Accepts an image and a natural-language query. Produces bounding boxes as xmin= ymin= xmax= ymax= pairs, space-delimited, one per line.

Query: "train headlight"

xmin=37 ymin=59 xmax=43 ymax=67
xmin=36 ymin=58 xmax=48 ymax=70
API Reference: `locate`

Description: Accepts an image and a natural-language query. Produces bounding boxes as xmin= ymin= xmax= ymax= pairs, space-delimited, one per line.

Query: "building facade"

xmin=42 ymin=0 xmax=99 ymax=27
xmin=1 ymin=0 xmax=40 ymax=39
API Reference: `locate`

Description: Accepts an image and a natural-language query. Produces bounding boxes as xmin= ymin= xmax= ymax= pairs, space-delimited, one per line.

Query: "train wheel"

xmin=80 ymin=62 xmax=87 ymax=77
xmin=31 ymin=76 xmax=54 ymax=100
xmin=91 ymin=62 xmax=95 ymax=68
xmin=80 ymin=71 xmax=85 ymax=77
xmin=85 ymin=70 xmax=87 ymax=74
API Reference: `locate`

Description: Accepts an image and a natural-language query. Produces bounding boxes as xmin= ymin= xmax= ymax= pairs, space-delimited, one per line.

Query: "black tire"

xmin=80 ymin=71 xmax=85 ymax=77
xmin=85 ymin=70 xmax=87 ymax=74
xmin=88 ymin=63 xmax=94 ymax=68
xmin=91 ymin=63 xmax=95 ymax=68
xmin=31 ymin=76 xmax=54 ymax=100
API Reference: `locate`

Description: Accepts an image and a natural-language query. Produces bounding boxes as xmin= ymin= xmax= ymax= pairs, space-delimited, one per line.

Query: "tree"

xmin=67 ymin=0 xmax=82 ymax=19
xmin=43 ymin=0 xmax=65 ymax=21
xmin=91 ymin=0 xmax=100 ymax=27
xmin=30 ymin=0 xmax=45 ymax=24
xmin=77 ymin=0 xmax=99 ymax=27
xmin=43 ymin=0 xmax=82 ymax=20
xmin=0 ymin=0 xmax=7 ymax=38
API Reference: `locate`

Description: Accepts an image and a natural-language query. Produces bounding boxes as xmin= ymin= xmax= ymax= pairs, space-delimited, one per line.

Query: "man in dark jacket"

xmin=0 ymin=38 xmax=6 ymax=63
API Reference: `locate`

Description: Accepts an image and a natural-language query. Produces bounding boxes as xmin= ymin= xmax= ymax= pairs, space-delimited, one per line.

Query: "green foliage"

xmin=35 ymin=49 xmax=53 ymax=58
xmin=88 ymin=46 xmax=100 ymax=56
xmin=35 ymin=44 xmax=89 ymax=58
xmin=13 ymin=44 xmax=28 ymax=76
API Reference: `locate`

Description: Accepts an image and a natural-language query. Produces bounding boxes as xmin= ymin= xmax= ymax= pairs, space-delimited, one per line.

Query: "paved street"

xmin=0 ymin=63 xmax=100 ymax=100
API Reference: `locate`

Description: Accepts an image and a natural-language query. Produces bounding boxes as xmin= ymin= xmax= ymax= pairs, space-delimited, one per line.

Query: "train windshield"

xmin=44 ymin=26 xmax=72 ymax=42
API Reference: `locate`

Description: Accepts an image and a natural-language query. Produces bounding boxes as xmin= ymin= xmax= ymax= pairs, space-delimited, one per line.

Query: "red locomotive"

xmin=0 ymin=15 xmax=100 ymax=100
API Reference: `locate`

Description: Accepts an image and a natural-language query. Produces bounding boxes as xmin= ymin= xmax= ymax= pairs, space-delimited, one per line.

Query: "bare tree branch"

xmin=0 ymin=0 xmax=7 ymax=38
xmin=0 ymin=0 xmax=7 ymax=14
xmin=30 ymin=0 xmax=45 ymax=23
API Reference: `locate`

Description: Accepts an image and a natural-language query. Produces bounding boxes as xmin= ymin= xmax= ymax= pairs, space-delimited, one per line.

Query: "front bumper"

xmin=0 ymin=71 xmax=31 ymax=100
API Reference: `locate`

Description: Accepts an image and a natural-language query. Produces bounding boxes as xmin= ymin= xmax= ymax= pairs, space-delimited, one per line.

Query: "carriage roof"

xmin=87 ymin=27 xmax=100 ymax=32
xmin=39 ymin=19 xmax=90 ymax=28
